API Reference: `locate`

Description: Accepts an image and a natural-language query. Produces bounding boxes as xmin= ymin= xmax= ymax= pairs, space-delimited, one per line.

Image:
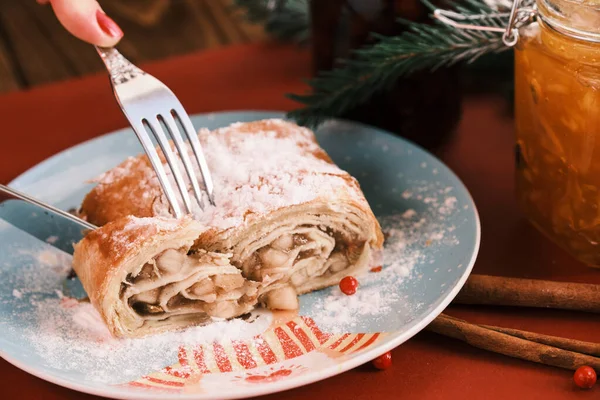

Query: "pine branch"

xmin=286 ymin=0 xmax=532 ymax=127
xmin=287 ymin=20 xmax=506 ymax=127
xmin=231 ymin=0 xmax=310 ymax=43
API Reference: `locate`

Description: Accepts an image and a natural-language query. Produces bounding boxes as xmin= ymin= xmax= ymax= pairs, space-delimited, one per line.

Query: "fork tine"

xmin=145 ymin=118 xmax=194 ymax=215
xmin=160 ymin=113 xmax=206 ymax=210
xmin=131 ymin=121 xmax=183 ymax=218
xmin=171 ymin=106 xmax=216 ymax=206
xmin=96 ymin=46 xmax=217 ymax=211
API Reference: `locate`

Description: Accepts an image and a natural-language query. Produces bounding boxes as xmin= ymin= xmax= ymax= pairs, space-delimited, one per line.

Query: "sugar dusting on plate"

xmin=6 ymin=181 xmax=460 ymax=384
xmin=308 ymin=183 xmax=460 ymax=333
xmin=25 ymin=298 xmax=273 ymax=383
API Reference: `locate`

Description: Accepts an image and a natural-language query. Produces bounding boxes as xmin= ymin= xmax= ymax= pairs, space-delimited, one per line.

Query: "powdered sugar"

xmin=311 ymin=290 xmax=390 ymax=331
xmin=308 ymin=184 xmax=460 ymax=333
xmin=33 ymin=249 xmax=72 ymax=273
xmin=439 ymin=196 xmax=458 ymax=215
xmin=402 ymin=209 xmax=416 ymax=219
xmin=26 ymin=297 xmax=273 ymax=384
xmin=193 ymin=121 xmax=369 ymax=229
xmin=122 ymin=215 xmax=185 ymax=233
xmin=91 ymin=156 xmax=139 ymax=185
xmin=45 ymin=236 xmax=58 ymax=244
xmin=91 ymin=119 xmax=369 ymax=232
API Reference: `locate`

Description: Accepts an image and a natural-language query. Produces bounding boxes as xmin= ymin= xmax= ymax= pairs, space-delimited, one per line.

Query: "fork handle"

xmin=95 ymin=46 xmax=145 ymax=86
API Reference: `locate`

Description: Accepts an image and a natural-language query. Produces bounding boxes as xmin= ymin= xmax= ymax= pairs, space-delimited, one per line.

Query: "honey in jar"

xmin=515 ymin=0 xmax=600 ymax=266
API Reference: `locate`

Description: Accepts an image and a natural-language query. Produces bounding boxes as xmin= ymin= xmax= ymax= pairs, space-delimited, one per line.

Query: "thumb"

xmin=49 ymin=0 xmax=123 ymax=47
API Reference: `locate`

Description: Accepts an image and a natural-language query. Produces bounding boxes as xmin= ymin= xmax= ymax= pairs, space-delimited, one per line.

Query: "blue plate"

xmin=0 ymin=111 xmax=480 ymax=399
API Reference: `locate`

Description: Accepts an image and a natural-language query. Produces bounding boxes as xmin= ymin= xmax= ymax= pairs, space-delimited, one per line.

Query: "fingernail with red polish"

xmin=96 ymin=10 xmax=123 ymax=38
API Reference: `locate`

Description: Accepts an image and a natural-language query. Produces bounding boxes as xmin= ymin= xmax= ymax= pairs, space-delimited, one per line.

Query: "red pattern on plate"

xmin=238 ymin=365 xmax=306 ymax=384
xmin=125 ymin=316 xmax=384 ymax=392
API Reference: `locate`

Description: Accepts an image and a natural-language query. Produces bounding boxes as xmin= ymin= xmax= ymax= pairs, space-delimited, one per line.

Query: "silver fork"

xmin=96 ymin=46 xmax=215 ymax=218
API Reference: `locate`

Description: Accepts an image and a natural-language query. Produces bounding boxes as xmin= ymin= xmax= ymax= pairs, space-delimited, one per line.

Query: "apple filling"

xmin=239 ymin=227 xmax=368 ymax=310
xmin=121 ymin=249 xmax=259 ymax=325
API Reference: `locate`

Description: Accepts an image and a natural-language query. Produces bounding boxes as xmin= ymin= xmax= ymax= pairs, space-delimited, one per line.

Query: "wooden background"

xmin=0 ymin=0 xmax=266 ymax=94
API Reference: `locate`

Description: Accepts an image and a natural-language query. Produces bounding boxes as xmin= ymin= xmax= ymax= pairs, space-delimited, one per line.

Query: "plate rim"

xmin=3 ymin=110 xmax=481 ymax=400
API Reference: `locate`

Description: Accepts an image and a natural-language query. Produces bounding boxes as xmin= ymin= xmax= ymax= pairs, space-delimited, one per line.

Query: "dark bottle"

xmin=309 ymin=0 xmax=463 ymax=152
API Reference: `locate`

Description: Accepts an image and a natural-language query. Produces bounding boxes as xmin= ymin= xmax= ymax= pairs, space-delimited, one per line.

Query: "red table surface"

xmin=1 ymin=43 xmax=599 ymax=400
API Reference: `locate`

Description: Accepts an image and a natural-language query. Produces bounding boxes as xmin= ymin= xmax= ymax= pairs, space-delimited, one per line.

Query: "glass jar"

xmin=309 ymin=0 xmax=463 ymax=152
xmin=515 ymin=0 xmax=600 ymax=266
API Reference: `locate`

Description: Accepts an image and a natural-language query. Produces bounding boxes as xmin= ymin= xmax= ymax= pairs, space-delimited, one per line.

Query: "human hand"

xmin=37 ymin=0 xmax=123 ymax=47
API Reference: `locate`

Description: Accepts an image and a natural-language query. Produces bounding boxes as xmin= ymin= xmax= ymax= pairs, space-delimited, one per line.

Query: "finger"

xmin=49 ymin=0 xmax=123 ymax=47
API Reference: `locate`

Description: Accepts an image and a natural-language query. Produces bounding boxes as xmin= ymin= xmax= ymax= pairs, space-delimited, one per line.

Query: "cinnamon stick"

xmin=426 ymin=314 xmax=600 ymax=370
xmin=479 ymin=324 xmax=600 ymax=357
xmin=441 ymin=313 xmax=600 ymax=357
xmin=453 ymin=274 xmax=600 ymax=313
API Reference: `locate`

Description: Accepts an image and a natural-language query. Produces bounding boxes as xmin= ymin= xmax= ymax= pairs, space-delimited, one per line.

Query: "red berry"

xmin=372 ymin=351 xmax=392 ymax=370
xmin=339 ymin=276 xmax=358 ymax=295
xmin=574 ymin=366 xmax=597 ymax=389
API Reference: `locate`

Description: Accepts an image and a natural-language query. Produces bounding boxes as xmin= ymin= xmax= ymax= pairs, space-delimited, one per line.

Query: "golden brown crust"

xmin=74 ymin=216 xmax=194 ymax=287
xmin=81 ymin=157 xmax=159 ymax=226
xmin=72 ymin=216 xmax=200 ymax=336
